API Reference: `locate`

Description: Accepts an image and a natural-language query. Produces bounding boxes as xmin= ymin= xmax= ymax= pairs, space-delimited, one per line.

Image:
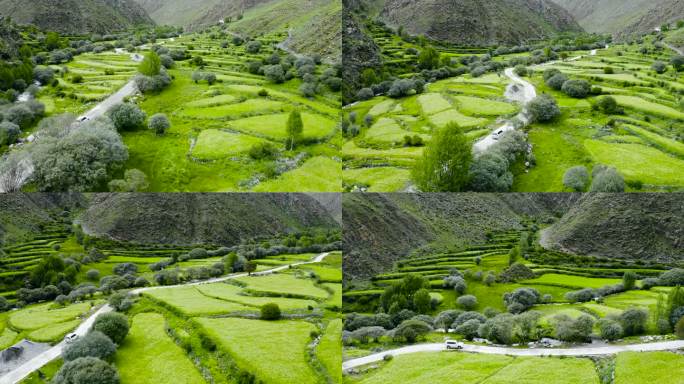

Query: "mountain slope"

xmin=542 ymin=194 xmax=684 ymax=263
xmin=343 ymin=194 xmax=683 ymax=283
xmin=136 ymin=0 xmax=341 ymax=60
xmin=79 ymin=193 xmax=339 ymax=245
xmin=0 ymin=0 xmax=154 ymax=34
xmin=550 ymin=0 xmax=682 ymax=36
xmin=372 ymin=0 xmax=582 ymax=46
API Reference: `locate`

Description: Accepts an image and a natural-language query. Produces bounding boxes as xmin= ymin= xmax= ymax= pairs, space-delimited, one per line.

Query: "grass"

xmin=144 ymin=286 xmax=252 ymax=316
xmin=235 ymin=272 xmax=331 ymax=299
xmin=192 ymin=130 xmax=269 ymax=160
xmin=195 ymin=283 xmax=318 ymax=310
xmin=612 ymin=95 xmax=684 ymax=119
xmin=115 ymin=313 xmax=205 ymax=384
xmin=318 ymin=319 xmax=342 ymax=384
xmin=195 ymin=317 xmax=319 ymax=384
xmin=27 ymin=320 xmax=81 ymax=342
xmin=347 ymin=352 xmax=599 ymax=384
xmin=298 ymin=264 xmax=342 ymax=282
xmin=453 ymin=96 xmax=517 ymax=116
xmin=523 ymin=274 xmax=622 ymax=289
xmin=614 ymin=352 xmax=684 ymax=384
xmin=9 ymin=302 xmax=95 ymax=331
xmin=228 ymin=112 xmax=337 ymax=141
xmin=252 ymin=156 xmax=342 ymax=192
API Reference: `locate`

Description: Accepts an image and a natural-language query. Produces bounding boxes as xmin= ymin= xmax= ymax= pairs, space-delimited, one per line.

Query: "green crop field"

xmin=116 ymin=313 xmax=205 ymax=384
xmin=614 ymin=352 xmax=684 ymax=384
xmin=235 ymin=272 xmax=331 ymax=299
xmin=319 ymin=319 xmax=343 ymax=384
xmin=345 ymin=352 xmax=599 ymax=384
xmin=195 ymin=317 xmax=320 ymax=384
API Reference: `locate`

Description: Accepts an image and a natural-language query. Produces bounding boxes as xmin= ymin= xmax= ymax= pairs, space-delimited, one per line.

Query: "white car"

xmin=445 ymin=340 xmax=464 ymax=350
xmin=64 ymin=333 xmax=79 ymax=343
xmin=77 ymin=116 xmax=89 ymax=123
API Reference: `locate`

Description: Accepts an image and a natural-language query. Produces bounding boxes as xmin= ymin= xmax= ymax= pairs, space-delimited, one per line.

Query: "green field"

xmin=345 ymin=352 xmax=599 ymax=384
xmin=116 ymin=313 xmax=205 ymax=384
xmin=614 ymin=352 xmax=684 ymax=384
xmin=235 ymin=272 xmax=331 ymax=299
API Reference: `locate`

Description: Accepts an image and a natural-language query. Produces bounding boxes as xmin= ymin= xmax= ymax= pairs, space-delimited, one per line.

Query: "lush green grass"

xmin=298 ymin=264 xmax=342 ymax=282
xmin=612 ymin=95 xmax=684 ymax=119
xmin=116 ymin=313 xmax=205 ymax=384
xmin=253 ymin=156 xmax=341 ymax=192
xmin=453 ymin=95 xmax=517 ymax=116
xmin=27 ymin=320 xmax=81 ymax=342
xmin=524 ymin=274 xmax=622 ymax=289
xmin=19 ymin=358 xmax=62 ymax=384
xmin=192 ymin=129 xmax=269 ymax=160
xmin=9 ymin=302 xmax=96 ymax=331
xmin=235 ymin=272 xmax=330 ymax=299
xmin=614 ymin=352 xmax=684 ymax=384
xmin=343 ymin=167 xmax=411 ymax=192
xmin=346 ymin=352 xmax=599 ymax=384
xmin=318 ymin=319 xmax=342 ymax=384
xmin=195 ymin=317 xmax=319 ymax=384
xmin=144 ymin=286 xmax=252 ymax=316
xmin=195 ymin=283 xmax=318 ymax=310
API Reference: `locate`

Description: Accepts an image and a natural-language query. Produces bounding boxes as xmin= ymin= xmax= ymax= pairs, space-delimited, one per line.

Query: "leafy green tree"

xmin=107 ymin=103 xmax=146 ymax=131
xmin=597 ymin=96 xmax=619 ymax=114
xmin=139 ymin=51 xmax=162 ymax=76
xmin=285 ymin=110 xmax=303 ymax=150
xmin=148 ymin=113 xmax=170 ymax=135
xmin=245 ymin=261 xmax=257 ymax=276
xmin=45 ymin=32 xmax=61 ymax=51
xmin=418 ymin=47 xmax=440 ymax=70
xmin=528 ymin=94 xmax=560 ymax=122
xmin=671 ymin=55 xmax=684 ymax=72
xmin=590 ymin=166 xmax=625 ymax=192
xmin=599 ymin=319 xmax=623 ymax=340
xmin=52 ymin=357 xmax=120 ymax=384
xmin=455 ymin=319 xmax=481 ymax=340
xmin=413 ymin=288 xmax=431 ymax=314
xmin=412 ymin=122 xmax=471 ymax=192
xmin=623 ymin=271 xmax=637 ymax=290
xmin=619 ymin=308 xmax=648 ymax=336
xmin=652 ymin=61 xmax=667 ymax=74
xmin=393 ymin=320 xmax=431 ymax=343
xmin=562 ymin=79 xmax=591 ymax=98
xmin=62 ymin=331 xmax=116 ymax=362
xmin=108 ymin=169 xmax=149 ymax=192
xmin=508 ymin=246 xmax=520 ymax=266
xmin=91 ymin=312 xmax=129 ymax=344
xmin=457 ymin=295 xmax=478 ymax=310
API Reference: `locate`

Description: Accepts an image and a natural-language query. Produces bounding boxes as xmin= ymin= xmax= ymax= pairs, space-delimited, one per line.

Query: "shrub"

xmin=261 ymin=303 xmax=281 ymax=320
xmin=478 ymin=314 xmax=514 ymax=344
xmin=263 ymin=65 xmax=285 ymax=83
xmin=245 ymin=40 xmax=262 ymax=54
xmin=71 ymin=75 xmax=84 ymax=84
xmin=455 ymin=319 xmax=481 ymax=340
xmin=249 ymin=142 xmax=279 ymax=160
xmin=528 ymin=94 xmax=560 ymax=122
xmin=62 ymin=331 xmax=116 ymax=361
xmin=393 ymin=320 xmax=431 ymax=343
xmin=356 ymin=88 xmax=374 ymax=100
xmin=52 ymin=357 xmax=119 ymax=384
xmin=134 ymin=71 xmax=171 ymax=94
xmin=676 ymin=317 xmax=684 ymax=339
xmin=619 ymin=308 xmax=648 ymax=336
xmin=148 ymin=113 xmax=170 ymax=135
xmin=563 ymin=166 xmax=589 ymax=191
xmin=0 ymin=121 xmax=21 ymax=146
xmin=91 ymin=312 xmax=129 ymax=344
xmin=554 ymin=314 xmax=594 ymax=342
xmin=258 ymin=89 xmax=269 ymax=97
xmin=543 ymin=68 xmax=561 ymax=82
xmin=546 ymin=73 xmax=568 ymax=90
xmin=108 ymin=103 xmax=146 ymax=131
xmin=597 ymin=96 xmax=620 ymax=114
xmin=457 ymin=295 xmax=478 ymax=310
xmin=443 ymin=275 xmax=467 ymax=294
xmin=562 ymin=79 xmax=591 ymax=98
xmin=113 ymin=263 xmax=137 ymax=276
xmin=159 ymin=54 xmax=174 ymax=69
xmin=108 ymin=169 xmax=148 ymax=192
xmin=514 ymin=65 xmax=528 ymax=76
xmin=498 ymin=263 xmax=535 ymax=283
xmin=5 ymin=104 xmax=35 ymax=128
xmin=623 ymin=271 xmax=637 ymax=290
xmin=659 ymin=268 xmax=684 ymax=286
xmin=652 ymin=61 xmax=667 ymax=74
xmin=604 ymin=67 xmax=614 ymax=74
xmin=503 ymin=287 xmax=540 ymax=313
xmin=590 ymin=166 xmax=625 ymax=192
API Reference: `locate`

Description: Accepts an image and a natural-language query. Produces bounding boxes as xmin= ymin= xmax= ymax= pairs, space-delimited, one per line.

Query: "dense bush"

xmin=261 ymin=303 xmax=281 ymax=320
xmin=148 ymin=113 xmax=170 ymax=135
xmin=457 ymin=295 xmax=478 ymax=310
xmin=108 ymin=169 xmax=148 ymax=192
xmin=503 ymin=287 xmax=540 ymax=313
xmin=392 ymin=319 xmax=432 ymax=343
xmin=546 ymin=73 xmax=568 ymax=90
xmin=590 ymin=166 xmax=625 ymax=192
xmin=113 ymin=263 xmax=137 ymax=276
xmin=134 ymin=71 xmax=171 ymax=94
xmin=356 ymin=88 xmax=374 ymax=100
xmin=52 ymin=357 xmax=120 ymax=384
xmin=652 ymin=61 xmax=667 ymax=74
xmin=554 ymin=314 xmax=594 ymax=342
xmin=412 ymin=122 xmax=471 ymax=192
xmin=455 ymin=319 xmax=481 ymax=340
xmin=0 ymin=121 xmax=21 ymax=146
xmin=619 ymin=308 xmax=648 ymax=336
xmin=63 ymin=331 xmax=116 ymax=362
xmin=91 ymin=312 xmax=129 ymax=344
xmin=565 ymin=288 xmax=596 ymax=303
xmin=563 ymin=166 xmax=589 ymax=191
xmin=596 ymin=96 xmax=621 ymax=114
xmin=659 ymin=268 xmax=684 ymax=286
xmin=528 ymin=94 xmax=560 ymax=122
xmin=245 ymin=40 xmax=262 ymax=54
xmin=498 ymin=263 xmax=535 ymax=283
xmin=562 ymin=79 xmax=591 ymax=98
xmin=108 ymin=103 xmax=146 ymax=131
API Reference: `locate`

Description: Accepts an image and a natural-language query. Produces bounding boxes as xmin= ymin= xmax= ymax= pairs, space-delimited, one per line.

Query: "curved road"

xmin=343 ymin=339 xmax=684 ymax=370
xmin=1 ymin=252 xmax=331 ymax=384
xmin=474 ymin=46 xmax=604 ymax=153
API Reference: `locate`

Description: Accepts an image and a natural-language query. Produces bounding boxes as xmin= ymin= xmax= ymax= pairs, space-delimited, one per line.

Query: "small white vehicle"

xmin=77 ymin=116 xmax=89 ymax=123
xmin=445 ymin=340 xmax=464 ymax=350
xmin=64 ymin=333 xmax=79 ymax=343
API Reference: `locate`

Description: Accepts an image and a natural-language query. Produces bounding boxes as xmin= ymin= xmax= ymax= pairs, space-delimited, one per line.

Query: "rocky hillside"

xmin=136 ymin=0 xmax=341 ymax=60
xmin=551 ymin=0 xmax=683 ymax=36
xmin=542 ymin=194 xmax=683 ymax=263
xmin=343 ymin=193 xmax=683 ymax=282
xmin=0 ymin=0 xmax=154 ymax=34
xmin=373 ymin=0 xmax=582 ymax=46
xmin=79 ymin=193 xmax=339 ymax=245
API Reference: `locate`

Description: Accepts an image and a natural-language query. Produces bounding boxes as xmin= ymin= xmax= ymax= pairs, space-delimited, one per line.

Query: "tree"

xmin=113 ymin=263 xmax=138 ymax=276
xmin=148 ymin=113 xmax=170 ymax=135
xmin=393 ymin=320 xmax=431 ymax=343
xmin=62 ymin=331 xmax=116 ymax=362
xmin=623 ymin=271 xmax=637 ymax=290
xmin=652 ymin=61 xmax=667 ymax=74
xmin=412 ymin=122 xmax=471 ymax=192
xmin=0 ymin=121 xmax=21 ymax=146
xmin=45 ymin=32 xmax=61 ymax=51
xmin=245 ymin=261 xmax=257 ymax=275
xmin=676 ymin=317 xmax=684 ymax=339
xmin=52 ymin=357 xmax=120 ymax=384
xmin=0 ymin=296 xmax=10 ymax=312
xmin=671 ymin=55 xmax=684 ymax=72
xmin=455 ymin=319 xmax=481 ymax=340
xmin=554 ymin=314 xmax=594 ymax=342
xmin=139 ymin=51 xmax=162 ymax=76
xmin=484 ymin=272 xmax=496 ymax=286
xmin=204 ymin=72 xmax=217 ymax=85
xmin=478 ymin=314 xmax=513 ymax=344
xmin=285 ymin=110 xmax=303 ymax=150
xmin=468 ymin=152 xmax=513 ymax=192
xmin=503 ymin=288 xmax=540 ymax=313
xmin=528 ymin=94 xmax=560 ymax=122
xmin=91 ymin=312 xmax=129 ymax=344
xmin=508 ymin=246 xmax=520 ymax=266
xmin=563 ymin=166 xmax=589 ymax=191
xmin=562 ymin=79 xmax=591 ymax=98
xmin=546 ymin=73 xmax=568 ymax=90
xmin=590 ymin=166 xmax=625 ymax=192
xmin=514 ymin=65 xmax=528 ymax=76
xmin=31 ymin=116 xmax=127 ymax=191
xmin=457 ymin=295 xmax=478 ymax=310
xmin=0 ymin=151 xmax=29 ymax=193
xmin=597 ymin=96 xmax=619 ymax=114
xmin=413 ymin=288 xmax=432 ymax=314
xmin=108 ymin=169 xmax=149 ymax=192
xmin=418 ymin=47 xmax=440 ymax=70
xmin=107 ymin=103 xmax=146 ymax=131
xmin=261 ymin=303 xmax=281 ymax=320
xmin=598 ymin=319 xmax=623 ymax=341
xmin=263 ymin=65 xmax=285 ymax=83
xmin=619 ymin=308 xmax=648 ymax=336
xmin=246 ymin=40 xmax=262 ymax=54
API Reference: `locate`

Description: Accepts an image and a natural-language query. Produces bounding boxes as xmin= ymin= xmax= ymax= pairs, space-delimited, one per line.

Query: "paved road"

xmin=664 ymin=42 xmax=684 ymax=55
xmin=343 ymin=339 xmax=684 ymax=370
xmin=1 ymin=252 xmax=330 ymax=384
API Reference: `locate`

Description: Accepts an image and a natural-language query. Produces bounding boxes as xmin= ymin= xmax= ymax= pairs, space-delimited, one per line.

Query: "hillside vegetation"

xmin=0 ymin=0 xmax=154 ymax=34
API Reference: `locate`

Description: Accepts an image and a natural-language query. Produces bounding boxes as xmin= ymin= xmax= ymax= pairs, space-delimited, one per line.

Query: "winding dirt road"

xmin=0 ymin=252 xmax=331 ymax=384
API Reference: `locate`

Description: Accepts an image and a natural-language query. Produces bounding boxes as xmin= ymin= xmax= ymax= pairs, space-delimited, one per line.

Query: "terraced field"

xmin=30 ymin=28 xmax=341 ymax=192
